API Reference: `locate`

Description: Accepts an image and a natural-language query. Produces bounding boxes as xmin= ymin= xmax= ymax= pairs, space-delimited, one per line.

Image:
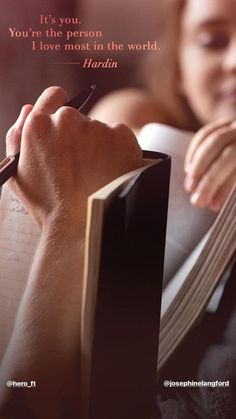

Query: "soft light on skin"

xmin=178 ymin=0 xmax=236 ymax=125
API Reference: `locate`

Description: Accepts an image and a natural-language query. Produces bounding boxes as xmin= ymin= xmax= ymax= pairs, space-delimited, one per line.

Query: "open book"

xmin=158 ymin=185 xmax=236 ymax=370
xmin=138 ymin=123 xmax=236 ymax=372
xmin=0 ymin=151 xmax=170 ymax=419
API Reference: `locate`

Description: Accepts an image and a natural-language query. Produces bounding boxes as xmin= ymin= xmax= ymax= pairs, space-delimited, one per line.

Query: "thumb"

xmin=6 ymin=104 xmax=33 ymax=155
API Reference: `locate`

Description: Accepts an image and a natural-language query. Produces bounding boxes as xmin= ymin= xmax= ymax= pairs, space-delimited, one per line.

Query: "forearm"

xmin=0 ymin=220 xmax=85 ymax=418
xmin=1 ymin=85 xmax=143 ymax=418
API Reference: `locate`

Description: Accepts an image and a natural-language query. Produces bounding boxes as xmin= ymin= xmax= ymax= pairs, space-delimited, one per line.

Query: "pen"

xmin=0 ymin=84 xmax=96 ymax=187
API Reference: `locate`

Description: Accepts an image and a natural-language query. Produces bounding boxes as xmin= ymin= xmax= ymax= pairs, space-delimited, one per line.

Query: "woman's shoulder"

xmin=89 ymin=87 xmax=169 ymax=131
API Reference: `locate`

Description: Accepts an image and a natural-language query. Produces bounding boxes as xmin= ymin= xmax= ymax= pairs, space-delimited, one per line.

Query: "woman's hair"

xmin=143 ymin=0 xmax=201 ymax=132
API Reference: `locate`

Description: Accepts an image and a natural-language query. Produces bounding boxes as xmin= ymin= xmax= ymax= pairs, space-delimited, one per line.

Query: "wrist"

xmin=42 ymin=217 xmax=86 ymax=244
xmin=41 ymin=202 xmax=87 ymax=241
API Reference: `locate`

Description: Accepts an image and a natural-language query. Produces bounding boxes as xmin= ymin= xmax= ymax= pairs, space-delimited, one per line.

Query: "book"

xmin=2 ymin=2 xmax=235 ymax=416
xmin=138 ymin=123 xmax=216 ymax=284
xmin=159 ymin=185 xmax=236 ymax=371
xmin=0 ymin=150 xmax=171 ymax=419
xmin=138 ymin=123 xmax=236 ymax=372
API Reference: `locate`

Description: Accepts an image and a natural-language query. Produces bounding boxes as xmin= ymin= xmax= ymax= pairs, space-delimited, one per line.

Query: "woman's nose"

xmin=222 ymin=38 xmax=236 ymax=74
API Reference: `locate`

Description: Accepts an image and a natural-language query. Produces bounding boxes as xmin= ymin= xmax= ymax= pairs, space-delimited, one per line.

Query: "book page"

xmin=0 ymin=186 xmax=40 ymax=361
xmin=138 ymin=123 xmax=216 ymax=284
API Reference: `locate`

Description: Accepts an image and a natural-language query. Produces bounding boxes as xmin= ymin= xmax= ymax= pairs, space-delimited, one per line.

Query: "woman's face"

xmin=178 ymin=0 xmax=236 ymax=124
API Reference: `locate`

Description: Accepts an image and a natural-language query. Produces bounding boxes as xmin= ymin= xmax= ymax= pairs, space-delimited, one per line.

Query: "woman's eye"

xmin=197 ymin=32 xmax=229 ymax=50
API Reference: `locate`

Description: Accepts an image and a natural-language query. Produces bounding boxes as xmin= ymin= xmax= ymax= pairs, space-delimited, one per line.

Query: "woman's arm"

xmin=89 ymin=88 xmax=169 ymax=134
xmin=91 ymin=90 xmax=236 ymax=212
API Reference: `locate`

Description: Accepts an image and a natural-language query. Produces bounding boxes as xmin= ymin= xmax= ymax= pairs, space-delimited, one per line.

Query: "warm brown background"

xmin=0 ymin=0 xmax=160 ymax=158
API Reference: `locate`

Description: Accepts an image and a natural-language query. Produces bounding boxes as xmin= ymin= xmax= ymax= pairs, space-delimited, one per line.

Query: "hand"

xmin=6 ymin=86 xmax=143 ymax=228
xmin=184 ymin=119 xmax=236 ymax=212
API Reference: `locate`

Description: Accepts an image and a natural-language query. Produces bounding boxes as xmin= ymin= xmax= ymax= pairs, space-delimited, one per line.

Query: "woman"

xmin=91 ymin=0 xmax=236 ymax=417
xmin=90 ymin=0 xmax=236 ymax=214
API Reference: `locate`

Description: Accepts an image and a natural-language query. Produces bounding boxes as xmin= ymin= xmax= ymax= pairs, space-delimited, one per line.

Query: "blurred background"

xmin=0 ymin=0 xmax=161 ymax=158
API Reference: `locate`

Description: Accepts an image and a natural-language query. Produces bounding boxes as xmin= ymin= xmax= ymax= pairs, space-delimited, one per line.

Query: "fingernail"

xmin=184 ymin=162 xmax=190 ymax=173
xmin=184 ymin=160 xmax=192 ymax=173
xmin=209 ymin=198 xmax=221 ymax=213
xmin=190 ymin=191 xmax=204 ymax=206
xmin=184 ymin=176 xmax=195 ymax=192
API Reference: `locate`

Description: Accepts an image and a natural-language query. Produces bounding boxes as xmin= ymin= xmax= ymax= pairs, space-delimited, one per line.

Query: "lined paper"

xmin=0 ymin=186 xmax=40 ymax=361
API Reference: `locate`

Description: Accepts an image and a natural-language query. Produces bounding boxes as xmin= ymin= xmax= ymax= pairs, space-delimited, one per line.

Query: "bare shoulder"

xmin=89 ymin=88 xmax=168 ymax=132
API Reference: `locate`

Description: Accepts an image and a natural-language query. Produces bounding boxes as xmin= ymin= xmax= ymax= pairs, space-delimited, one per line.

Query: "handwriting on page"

xmin=0 ymin=186 xmax=40 ymax=361
xmin=10 ymin=196 xmax=28 ymax=215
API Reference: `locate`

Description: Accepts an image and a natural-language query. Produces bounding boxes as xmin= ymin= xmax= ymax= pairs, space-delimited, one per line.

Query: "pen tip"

xmin=90 ymin=84 xmax=96 ymax=90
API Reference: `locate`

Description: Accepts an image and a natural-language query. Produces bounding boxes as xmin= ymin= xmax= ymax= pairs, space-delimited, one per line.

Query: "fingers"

xmin=208 ymin=174 xmax=236 ymax=212
xmin=184 ymin=125 xmax=236 ymax=192
xmin=184 ymin=120 xmax=236 ymax=211
xmin=33 ymin=86 xmax=69 ymax=114
xmin=6 ymin=86 xmax=70 ymax=157
xmin=184 ymin=118 xmax=232 ymax=170
xmin=189 ymin=149 xmax=236 ymax=208
xmin=53 ymin=105 xmax=89 ymax=126
xmin=6 ymin=104 xmax=33 ymax=155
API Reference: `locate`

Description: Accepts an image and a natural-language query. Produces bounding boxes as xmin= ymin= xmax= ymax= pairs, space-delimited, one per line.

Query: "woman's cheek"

xmin=186 ymin=65 xmax=220 ymax=123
